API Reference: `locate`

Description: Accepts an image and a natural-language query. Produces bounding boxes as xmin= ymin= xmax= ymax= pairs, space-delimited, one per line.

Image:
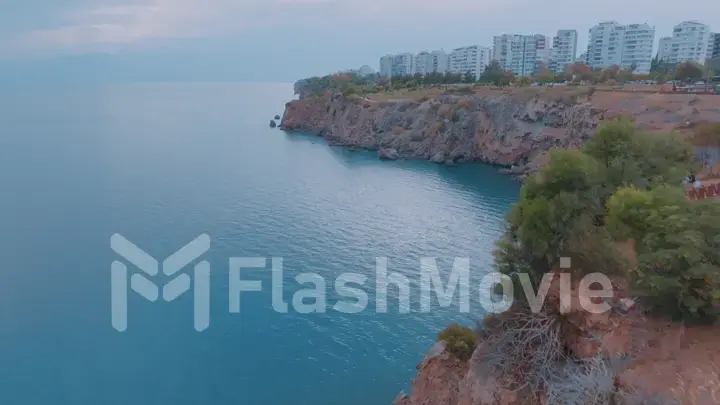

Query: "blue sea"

xmin=0 ymin=83 xmax=519 ymax=405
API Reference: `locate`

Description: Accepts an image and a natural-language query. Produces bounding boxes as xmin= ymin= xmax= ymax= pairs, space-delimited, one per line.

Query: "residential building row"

xmin=378 ymin=29 xmax=577 ymax=79
xmin=379 ymin=46 xmax=492 ymax=80
xmin=585 ymin=21 xmax=655 ymax=74
xmin=493 ymin=34 xmax=554 ymax=76
xmin=375 ymin=20 xmax=717 ymax=79
xmin=378 ymin=32 xmax=566 ymax=79
xmin=655 ymin=21 xmax=716 ymax=65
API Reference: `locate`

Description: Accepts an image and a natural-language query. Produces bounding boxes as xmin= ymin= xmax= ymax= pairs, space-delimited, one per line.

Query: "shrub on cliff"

xmin=494 ymin=119 xmax=718 ymax=323
xmin=479 ymin=308 xmax=567 ymax=393
xmin=691 ymin=123 xmax=720 ymax=147
xmin=437 ymin=324 xmax=476 ymax=360
xmin=342 ymin=86 xmax=358 ymax=97
xmin=607 ymin=187 xmax=720 ymax=322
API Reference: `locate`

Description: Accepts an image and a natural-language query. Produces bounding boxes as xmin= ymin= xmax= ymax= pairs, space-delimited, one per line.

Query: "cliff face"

xmin=281 ymin=92 xmax=601 ymax=171
xmin=280 ymin=90 xmax=720 ymax=175
xmin=393 ymin=275 xmax=720 ymax=405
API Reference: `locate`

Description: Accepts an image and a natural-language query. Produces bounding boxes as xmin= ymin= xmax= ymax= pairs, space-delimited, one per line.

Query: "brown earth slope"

xmin=280 ymin=89 xmax=720 ymax=177
xmin=393 ymin=273 xmax=719 ymax=405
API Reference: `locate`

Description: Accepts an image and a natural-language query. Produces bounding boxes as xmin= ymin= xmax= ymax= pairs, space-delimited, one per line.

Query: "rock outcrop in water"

xmin=280 ymin=89 xmax=720 ymax=177
xmin=377 ymin=148 xmax=398 ymax=160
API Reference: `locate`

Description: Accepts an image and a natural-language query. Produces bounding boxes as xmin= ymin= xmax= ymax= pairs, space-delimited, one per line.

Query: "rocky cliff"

xmin=392 ymin=274 xmax=720 ymax=405
xmin=280 ymin=89 xmax=720 ymax=176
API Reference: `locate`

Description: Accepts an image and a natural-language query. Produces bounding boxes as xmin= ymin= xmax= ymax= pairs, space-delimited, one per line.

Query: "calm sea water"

xmin=0 ymin=83 xmax=519 ymax=405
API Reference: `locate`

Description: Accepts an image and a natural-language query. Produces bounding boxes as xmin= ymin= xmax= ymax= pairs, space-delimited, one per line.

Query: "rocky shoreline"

xmin=277 ymin=88 xmax=720 ymax=405
xmin=279 ymin=88 xmax=720 ymax=178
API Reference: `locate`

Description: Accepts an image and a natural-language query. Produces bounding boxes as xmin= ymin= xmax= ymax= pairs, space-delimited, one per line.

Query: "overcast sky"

xmin=0 ymin=0 xmax=718 ymax=82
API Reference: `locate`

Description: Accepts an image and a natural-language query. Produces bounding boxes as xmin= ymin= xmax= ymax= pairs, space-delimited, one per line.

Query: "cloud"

xmin=13 ymin=0 xmax=719 ymax=58
xmin=26 ymin=0 xmax=236 ymax=48
xmin=20 ymin=0 xmax=513 ymax=53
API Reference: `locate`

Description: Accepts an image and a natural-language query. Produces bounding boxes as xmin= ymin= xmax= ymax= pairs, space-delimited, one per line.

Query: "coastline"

xmin=279 ymin=88 xmax=720 ymax=179
xmin=277 ymin=86 xmax=720 ymax=405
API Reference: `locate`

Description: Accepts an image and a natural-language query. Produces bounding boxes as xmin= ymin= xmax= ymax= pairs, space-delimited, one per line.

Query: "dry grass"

xmin=670 ymin=364 xmax=720 ymax=405
xmin=366 ymin=87 xmax=448 ymax=102
xmin=478 ymin=308 xmax=567 ymax=393
xmin=365 ymin=84 xmax=669 ymax=103
xmin=690 ymin=123 xmax=720 ymax=147
xmin=646 ymin=97 xmax=672 ymax=111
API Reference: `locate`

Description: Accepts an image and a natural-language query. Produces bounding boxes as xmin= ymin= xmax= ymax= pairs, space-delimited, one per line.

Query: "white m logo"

xmin=110 ymin=234 xmax=211 ymax=332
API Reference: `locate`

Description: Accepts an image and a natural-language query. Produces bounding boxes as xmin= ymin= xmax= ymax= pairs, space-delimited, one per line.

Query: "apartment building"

xmin=504 ymin=34 xmax=550 ymax=76
xmin=622 ymin=23 xmax=656 ymax=73
xmin=669 ymin=21 xmax=711 ymax=64
xmin=492 ymin=34 xmax=514 ymax=67
xmin=587 ymin=22 xmax=623 ymax=69
xmin=415 ymin=50 xmax=449 ymax=75
xmin=586 ymin=21 xmax=655 ymax=74
xmin=379 ymin=55 xmax=393 ymax=77
xmin=378 ymin=53 xmax=417 ymax=77
xmin=711 ymin=33 xmax=720 ymax=59
xmin=657 ymin=36 xmax=673 ymax=61
xmin=392 ymin=53 xmax=415 ymax=76
xmin=449 ymin=45 xmax=492 ymax=80
xmin=551 ymin=29 xmax=578 ymax=73
xmin=415 ymin=52 xmax=434 ymax=76
xmin=431 ymin=50 xmax=450 ymax=74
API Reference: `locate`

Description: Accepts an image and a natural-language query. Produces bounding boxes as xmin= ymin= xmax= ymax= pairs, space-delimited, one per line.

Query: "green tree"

xmin=599 ymin=65 xmax=620 ymax=82
xmin=674 ymin=61 xmax=704 ymax=82
xmin=480 ymin=61 xmax=514 ymax=86
xmin=463 ymin=70 xmax=476 ymax=84
xmin=494 ymin=120 xmax=715 ymax=323
xmin=515 ymin=76 xmax=532 ymax=86
xmin=607 ymin=187 xmax=720 ymax=322
xmin=705 ymin=57 xmax=720 ymax=76
xmin=532 ymin=63 xmax=556 ymax=83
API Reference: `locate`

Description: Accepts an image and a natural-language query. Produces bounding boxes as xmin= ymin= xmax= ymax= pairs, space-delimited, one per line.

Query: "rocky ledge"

xmin=280 ymin=89 xmax=720 ymax=177
xmin=393 ymin=273 xmax=719 ymax=405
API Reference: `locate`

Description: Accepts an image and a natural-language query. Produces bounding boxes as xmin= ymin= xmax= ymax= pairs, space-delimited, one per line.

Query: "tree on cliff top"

xmin=531 ymin=63 xmax=556 ymax=84
xmin=479 ymin=61 xmax=514 ymax=86
xmin=674 ymin=61 xmax=704 ymax=82
xmin=493 ymin=119 xmax=718 ymax=323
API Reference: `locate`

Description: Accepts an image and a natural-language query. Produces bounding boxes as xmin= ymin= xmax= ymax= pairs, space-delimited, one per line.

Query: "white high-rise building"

xmin=379 ymin=55 xmax=393 ymax=77
xmin=505 ymin=34 xmax=549 ymax=76
xmin=586 ymin=21 xmax=655 ymax=74
xmin=431 ymin=50 xmax=450 ymax=74
xmin=378 ymin=53 xmax=416 ymax=77
xmin=449 ymin=45 xmax=492 ymax=80
xmin=551 ymin=30 xmax=578 ymax=73
xmin=621 ymin=23 xmax=656 ymax=73
xmin=657 ymin=36 xmax=673 ymax=61
xmin=587 ymin=22 xmax=623 ymax=69
xmin=392 ymin=53 xmax=415 ymax=76
xmin=669 ymin=21 xmax=711 ymax=65
xmin=414 ymin=50 xmax=449 ymax=75
xmin=711 ymin=33 xmax=720 ymax=59
xmin=415 ymin=52 xmax=434 ymax=76
xmin=492 ymin=34 xmax=514 ymax=67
